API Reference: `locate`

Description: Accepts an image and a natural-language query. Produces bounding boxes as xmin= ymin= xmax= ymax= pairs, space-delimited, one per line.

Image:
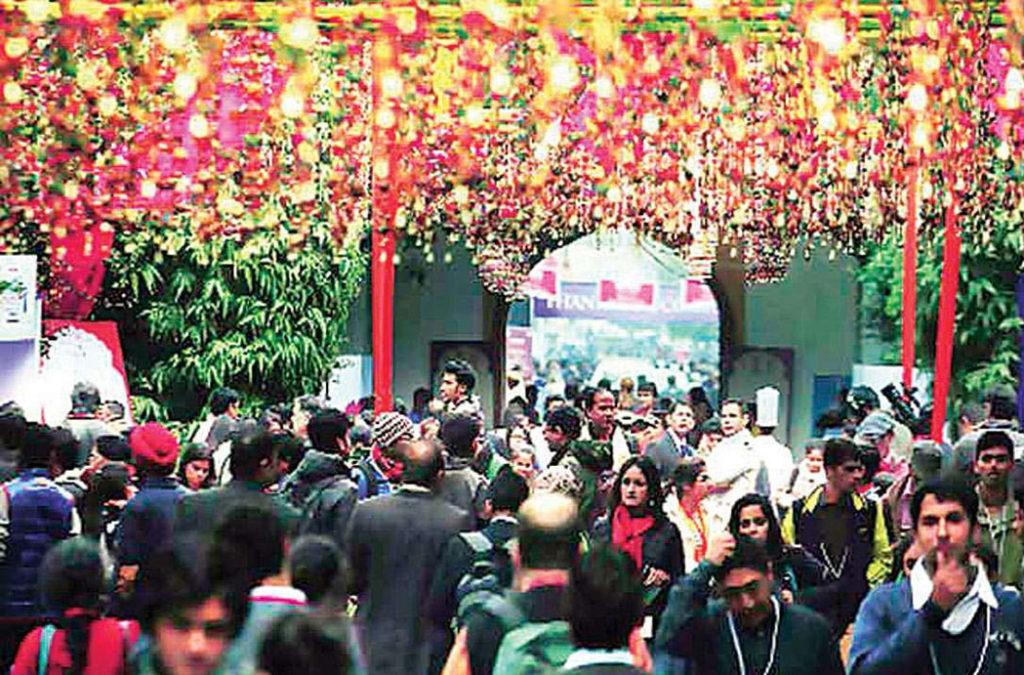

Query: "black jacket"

xmin=592 ymin=513 xmax=685 ymax=622
xmin=346 ymin=487 xmax=473 ymax=674
xmin=174 ymin=479 xmax=301 ymax=536
xmin=278 ymin=450 xmax=357 ymax=546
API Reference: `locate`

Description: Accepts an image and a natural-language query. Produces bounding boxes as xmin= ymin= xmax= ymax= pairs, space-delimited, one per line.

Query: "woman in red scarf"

xmin=592 ymin=455 xmax=684 ymax=637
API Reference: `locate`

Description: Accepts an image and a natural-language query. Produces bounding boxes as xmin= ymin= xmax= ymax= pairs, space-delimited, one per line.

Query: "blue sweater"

xmin=849 ymin=579 xmax=1024 ymax=674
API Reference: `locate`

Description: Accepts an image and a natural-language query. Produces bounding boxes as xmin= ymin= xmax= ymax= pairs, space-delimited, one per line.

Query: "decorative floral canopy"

xmin=0 ymin=0 xmax=1021 ymax=306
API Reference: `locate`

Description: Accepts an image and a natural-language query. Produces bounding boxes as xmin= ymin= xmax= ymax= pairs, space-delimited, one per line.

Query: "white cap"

xmin=756 ymin=386 xmax=780 ymax=428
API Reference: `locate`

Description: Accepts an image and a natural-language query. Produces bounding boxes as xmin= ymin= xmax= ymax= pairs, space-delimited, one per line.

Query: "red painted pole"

xmin=930 ymin=195 xmax=960 ymax=442
xmin=370 ymin=23 xmax=399 ymax=414
xmin=901 ymin=166 xmax=919 ymax=389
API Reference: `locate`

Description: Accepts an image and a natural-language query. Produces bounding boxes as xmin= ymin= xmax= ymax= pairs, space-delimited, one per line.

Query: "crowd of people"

xmin=0 ymin=363 xmax=1023 ymax=674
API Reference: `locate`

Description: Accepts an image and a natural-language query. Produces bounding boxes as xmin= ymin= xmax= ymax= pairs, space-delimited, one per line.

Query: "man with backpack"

xmin=353 ymin=412 xmax=413 ymax=500
xmin=426 ymin=467 xmax=530 ymax=672
xmin=780 ymin=437 xmax=891 ymax=639
xmin=277 ymin=409 xmax=358 ymax=546
xmin=445 ymin=492 xmax=581 ymax=675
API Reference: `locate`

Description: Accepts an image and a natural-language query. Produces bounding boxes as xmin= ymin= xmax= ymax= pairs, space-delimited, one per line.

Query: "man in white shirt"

xmin=704 ymin=399 xmax=767 ymax=528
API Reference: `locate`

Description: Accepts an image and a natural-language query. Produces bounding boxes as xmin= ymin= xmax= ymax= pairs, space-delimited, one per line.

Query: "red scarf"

xmin=372 ymin=445 xmax=404 ymax=482
xmin=611 ymin=505 xmax=655 ymax=570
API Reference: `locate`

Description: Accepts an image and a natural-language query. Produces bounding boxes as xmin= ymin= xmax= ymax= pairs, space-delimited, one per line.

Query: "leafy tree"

xmin=95 ymin=224 xmax=365 ymax=422
xmin=857 ymin=205 xmax=1023 ymax=412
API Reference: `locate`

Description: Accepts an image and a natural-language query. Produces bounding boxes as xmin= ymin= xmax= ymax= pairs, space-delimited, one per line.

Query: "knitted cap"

xmin=372 ymin=412 xmax=415 ymax=449
xmin=130 ymin=422 xmax=180 ymax=467
xmin=856 ymin=411 xmax=896 ymax=442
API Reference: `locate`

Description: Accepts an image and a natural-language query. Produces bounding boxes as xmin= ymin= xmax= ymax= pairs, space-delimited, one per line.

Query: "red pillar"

xmin=901 ymin=165 xmax=919 ymax=389
xmin=371 ymin=219 xmax=396 ymax=413
xmin=930 ymin=196 xmax=960 ymax=442
xmin=370 ymin=23 xmax=399 ymax=414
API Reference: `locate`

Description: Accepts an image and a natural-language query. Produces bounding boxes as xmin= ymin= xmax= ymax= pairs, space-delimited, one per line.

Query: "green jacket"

xmin=977 ymin=489 xmax=1024 ymax=589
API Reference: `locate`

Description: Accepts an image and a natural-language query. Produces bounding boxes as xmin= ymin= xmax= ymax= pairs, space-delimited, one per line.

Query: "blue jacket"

xmin=115 ymin=476 xmax=190 ymax=566
xmin=0 ymin=469 xmax=76 ymax=617
xmin=849 ymin=579 xmax=1024 ymax=674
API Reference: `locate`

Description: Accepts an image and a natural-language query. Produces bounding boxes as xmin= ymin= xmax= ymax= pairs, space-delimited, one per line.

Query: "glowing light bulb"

xmin=810 ymin=86 xmax=831 ymax=111
xmin=996 ymin=142 xmax=1011 ymax=161
xmin=373 ymin=158 xmax=390 ymax=179
xmin=906 ymin=83 xmax=928 ymax=112
xmin=766 ymin=160 xmax=780 ymax=179
xmin=698 ymin=78 xmax=722 ymax=109
xmin=817 ymin=110 xmax=837 ymax=133
xmin=140 ymin=180 xmax=157 ymax=199
xmin=188 ymin=113 xmax=210 ymax=139
xmin=607 ymin=185 xmax=622 ymax=203
xmin=808 ymin=17 xmax=846 ymax=55
xmin=911 ymin=121 xmax=930 ymax=148
xmin=541 ymin=120 xmax=562 ymax=146
xmin=173 ymin=72 xmax=197 ymax=100
xmin=1006 ymin=68 xmax=1024 ymax=93
xmin=533 ymin=144 xmax=550 ymax=161
xmin=594 ymin=75 xmax=615 ymax=99
xmin=63 ymin=181 xmax=79 ymax=200
xmin=922 ymin=53 xmax=941 ymax=75
xmin=465 ymin=104 xmax=486 ymax=128
xmin=489 ymin=66 xmax=511 ymax=96
xmin=380 ymin=69 xmax=403 ymax=99
xmin=5 ymin=37 xmax=29 ymax=60
xmin=453 ymin=184 xmax=469 ymax=205
xmin=692 ymin=0 xmax=716 ymax=11
xmin=281 ymin=17 xmax=319 ymax=51
xmin=549 ymin=57 xmax=579 ymax=93
xmin=641 ymin=112 xmax=660 ymax=135
xmin=396 ymin=12 xmax=418 ymax=35
xmin=158 ymin=16 xmax=189 ymax=53
xmin=844 ymin=160 xmax=858 ymax=179
xmin=3 ymin=81 xmax=23 ymax=104
xmin=23 ymin=0 xmax=49 ymax=23
xmin=375 ymin=108 xmax=396 ymax=129
xmin=281 ymin=90 xmax=305 ymax=119
xmin=97 ymin=94 xmax=117 ymax=117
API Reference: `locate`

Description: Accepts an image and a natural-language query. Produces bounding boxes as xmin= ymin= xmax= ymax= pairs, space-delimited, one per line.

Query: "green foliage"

xmin=858 ymin=206 xmax=1023 ymax=411
xmin=96 ymin=225 xmax=366 ymax=422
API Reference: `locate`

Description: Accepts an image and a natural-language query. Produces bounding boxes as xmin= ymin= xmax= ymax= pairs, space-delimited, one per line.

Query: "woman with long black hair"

xmin=728 ymin=493 xmax=838 ymax=609
xmin=12 ymin=538 xmax=138 ymax=674
xmin=592 ymin=455 xmax=684 ymax=632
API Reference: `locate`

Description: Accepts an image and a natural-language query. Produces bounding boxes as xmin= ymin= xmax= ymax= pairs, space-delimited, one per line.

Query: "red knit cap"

xmin=130 ymin=422 xmax=180 ymax=467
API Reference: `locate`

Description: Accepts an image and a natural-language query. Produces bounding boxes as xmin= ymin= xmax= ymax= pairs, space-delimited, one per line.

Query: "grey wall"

xmin=742 ymin=244 xmax=860 ymax=452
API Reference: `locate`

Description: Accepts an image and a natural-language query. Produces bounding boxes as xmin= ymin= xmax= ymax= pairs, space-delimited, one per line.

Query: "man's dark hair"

xmin=488 ymin=466 xmax=530 ymax=513
xmin=986 ymin=387 xmax=1017 ymax=421
xmin=517 ymin=493 xmax=581 ymax=570
xmin=258 ymin=612 xmax=354 ymax=675
xmin=135 ymin=533 xmax=248 ymax=636
xmin=824 ymin=437 xmax=860 ymax=469
xmin=401 ymin=438 xmax=445 ymax=487
xmin=211 ymin=503 xmax=286 ymax=591
xmin=959 ymin=402 xmax=985 ymax=426
xmin=637 ymin=382 xmax=658 ymax=397
xmin=440 ymin=414 xmax=481 ymax=460
xmin=581 ymin=387 xmax=612 ymax=412
xmin=567 ymin=546 xmax=643 ymax=650
xmin=720 ymin=398 xmax=747 ymax=415
xmin=544 ymin=394 xmax=566 ymax=411
xmin=229 ymin=429 xmax=277 ymax=480
xmin=442 ymin=359 xmax=476 ymax=394
xmin=672 ymin=457 xmax=706 ymax=492
xmin=39 ymin=538 xmax=107 ymax=673
xmin=101 ymin=400 xmax=125 ymax=421
xmin=0 ymin=411 xmax=26 ymax=452
xmin=295 ymin=395 xmax=324 ymax=417
xmin=911 ymin=477 xmax=979 ymax=529
xmin=714 ymin=536 xmax=771 ymax=582
xmin=348 ymin=425 xmax=371 ymax=448
xmin=209 ymin=387 xmax=241 ymax=416
xmin=288 ymin=535 xmax=348 ymax=605
xmin=544 ymin=406 xmax=582 ymax=441
xmin=21 ymin=422 xmax=55 ymax=469
xmin=307 ymin=410 xmax=351 ymax=454
xmin=50 ymin=427 xmax=79 ymax=472
xmin=977 ymin=430 xmax=1014 ymax=459
xmin=70 ymin=382 xmax=101 ymax=414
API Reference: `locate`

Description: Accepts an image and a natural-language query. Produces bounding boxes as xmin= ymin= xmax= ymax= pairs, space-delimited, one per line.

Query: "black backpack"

xmin=455 ymin=531 xmax=513 ymax=627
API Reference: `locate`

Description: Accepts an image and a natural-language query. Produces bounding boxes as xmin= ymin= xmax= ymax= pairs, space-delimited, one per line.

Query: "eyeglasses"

xmin=739 ymin=517 xmax=769 ymax=528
